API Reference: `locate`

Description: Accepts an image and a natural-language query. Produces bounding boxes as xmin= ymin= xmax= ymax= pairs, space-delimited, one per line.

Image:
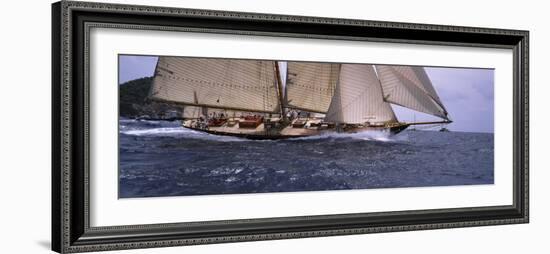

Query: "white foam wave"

xmin=121 ymin=127 xmax=188 ymax=136
xmin=119 ymin=118 xmax=138 ymax=124
xmin=289 ymin=130 xmax=406 ymax=142
xmin=120 ymin=118 xmax=181 ymax=126
xmin=121 ymin=127 xmax=247 ymax=142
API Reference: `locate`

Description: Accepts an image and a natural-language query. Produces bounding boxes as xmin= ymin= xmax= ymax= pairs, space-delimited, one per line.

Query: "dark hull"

xmin=183 ymin=123 xmax=410 ymax=140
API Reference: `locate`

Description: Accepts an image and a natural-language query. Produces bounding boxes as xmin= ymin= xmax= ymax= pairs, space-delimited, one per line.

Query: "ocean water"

xmin=119 ymin=118 xmax=494 ymax=198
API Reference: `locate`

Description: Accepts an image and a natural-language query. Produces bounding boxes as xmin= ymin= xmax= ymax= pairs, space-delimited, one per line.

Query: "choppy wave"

xmin=118 ymin=121 xmax=494 ymax=198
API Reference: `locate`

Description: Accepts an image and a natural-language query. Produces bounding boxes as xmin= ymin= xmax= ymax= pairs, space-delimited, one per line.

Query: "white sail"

xmin=150 ymin=57 xmax=281 ymax=113
xmin=285 ymin=62 xmax=340 ymax=113
xmin=325 ymin=64 xmax=397 ymax=124
xmin=374 ymin=65 xmax=449 ymax=120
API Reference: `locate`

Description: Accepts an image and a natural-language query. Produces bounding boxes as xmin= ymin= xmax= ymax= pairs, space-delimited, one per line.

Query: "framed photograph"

xmin=52 ymin=1 xmax=529 ymax=253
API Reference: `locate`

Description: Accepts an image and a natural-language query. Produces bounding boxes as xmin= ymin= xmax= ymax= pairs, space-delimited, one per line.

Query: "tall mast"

xmin=274 ymin=61 xmax=287 ymax=121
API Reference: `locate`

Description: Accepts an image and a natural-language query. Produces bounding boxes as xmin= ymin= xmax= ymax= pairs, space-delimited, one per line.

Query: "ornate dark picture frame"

xmin=52 ymin=1 xmax=529 ymax=253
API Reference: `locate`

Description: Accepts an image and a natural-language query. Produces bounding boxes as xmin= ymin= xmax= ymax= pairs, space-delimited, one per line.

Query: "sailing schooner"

xmin=149 ymin=57 xmax=452 ymax=140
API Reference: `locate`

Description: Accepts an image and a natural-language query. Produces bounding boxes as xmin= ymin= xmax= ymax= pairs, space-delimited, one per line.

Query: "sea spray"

xmin=288 ymin=130 xmax=402 ymax=142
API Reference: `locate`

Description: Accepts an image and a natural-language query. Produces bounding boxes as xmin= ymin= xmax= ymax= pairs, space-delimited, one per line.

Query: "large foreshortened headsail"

xmin=150 ymin=57 xmax=281 ymax=113
xmin=325 ymin=64 xmax=397 ymax=124
xmin=374 ymin=65 xmax=449 ymax=120
xmin=285 ymin=62 xmax=340 ymax=113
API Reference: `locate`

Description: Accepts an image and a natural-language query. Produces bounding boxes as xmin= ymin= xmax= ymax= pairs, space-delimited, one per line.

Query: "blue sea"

xmin=119 ymin=118 xmax=494 ymax=198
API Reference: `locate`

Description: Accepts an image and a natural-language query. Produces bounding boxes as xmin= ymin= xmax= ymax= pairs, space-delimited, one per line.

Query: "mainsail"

xmin=374 ymin=65 xmax=449 ymax=120
xmin=325 ymin=64 xmax=397 ymax=124
xmin=150 ymin=57 xmax=281 ymax=113
xmin=285 ymin=62 xmax=340 ymax=113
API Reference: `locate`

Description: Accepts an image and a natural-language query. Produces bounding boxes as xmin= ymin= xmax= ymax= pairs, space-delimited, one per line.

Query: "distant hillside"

xmin=119 ymin=77 xmax=181 ymax=118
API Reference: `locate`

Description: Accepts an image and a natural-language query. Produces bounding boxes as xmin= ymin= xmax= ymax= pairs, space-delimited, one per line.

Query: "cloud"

xmin=423 ymin=67 xmax=494 ymax=133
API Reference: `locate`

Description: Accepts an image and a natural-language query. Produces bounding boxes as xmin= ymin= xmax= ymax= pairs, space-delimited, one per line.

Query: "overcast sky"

xmin=118 ymin=55 xmax=494 ymax=133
